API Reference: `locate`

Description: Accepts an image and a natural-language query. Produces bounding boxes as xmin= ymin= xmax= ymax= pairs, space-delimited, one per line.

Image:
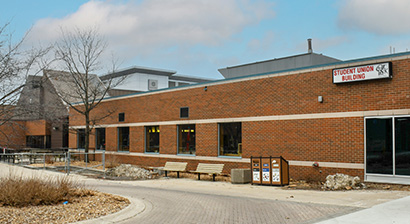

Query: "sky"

xmin=1 ymin=0 xmax=410 ymax=79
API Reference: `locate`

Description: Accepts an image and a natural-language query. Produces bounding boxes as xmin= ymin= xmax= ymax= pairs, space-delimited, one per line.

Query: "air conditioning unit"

xmin=148 ymin=79 xmax=158 ymax=90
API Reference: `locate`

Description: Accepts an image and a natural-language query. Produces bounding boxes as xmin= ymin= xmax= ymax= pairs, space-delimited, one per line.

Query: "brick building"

xmin=69 ymin=52 xmax=410 ymax=184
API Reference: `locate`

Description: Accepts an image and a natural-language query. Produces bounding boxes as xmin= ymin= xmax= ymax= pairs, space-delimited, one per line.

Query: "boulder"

xmin=323 ymin=173 xmax=363 ymax=190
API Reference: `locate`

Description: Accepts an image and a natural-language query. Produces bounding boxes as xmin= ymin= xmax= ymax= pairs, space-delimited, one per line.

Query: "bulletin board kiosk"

xmin=251 ymin=156 xmax=289 ymax=186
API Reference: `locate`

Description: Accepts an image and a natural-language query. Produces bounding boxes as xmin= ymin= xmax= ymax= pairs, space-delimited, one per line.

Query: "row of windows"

xmin=77 ymin=122 xmax=242 ymax=157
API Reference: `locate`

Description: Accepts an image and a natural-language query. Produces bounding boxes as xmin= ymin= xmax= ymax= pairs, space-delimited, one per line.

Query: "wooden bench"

xmin=163 ymin=162 xmax=188 ymax=178
xmin=191 ymin=163 xmax=224 ymax=181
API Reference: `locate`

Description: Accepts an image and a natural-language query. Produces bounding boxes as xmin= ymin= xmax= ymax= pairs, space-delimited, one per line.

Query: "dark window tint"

xmin=219 ymin=123 xmax=242 ymax=157
xmin=119 ymin=113 xmax=125 ymax=122
xmin=96 ymin=128 xmax=106 ymax=150
xmin=366 ymin=118 xmax=393 ymax=174
xmin=77 ymin=129 xmax=86 ymax=149
xmin=118 ymin=127 xmax=129 ymax=151
xmin=395 ymin=117 xmax=410 ymax=175
xmin=178 ymin=124 xmax=195 ymax=155
xmin=146 ymin=126 xmax=160 ymax=153
xmin=180 ymin=107 xmax=189 ymax=118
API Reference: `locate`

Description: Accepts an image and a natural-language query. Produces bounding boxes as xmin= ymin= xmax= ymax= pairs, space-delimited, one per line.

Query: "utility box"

xmin=231 ymin=169 xmax=251 ymax=184
xmin=251 ymin=156 xmax=289 ymax=186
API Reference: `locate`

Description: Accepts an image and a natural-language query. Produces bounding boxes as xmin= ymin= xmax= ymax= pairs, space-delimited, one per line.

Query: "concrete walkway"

xmin=1 ymin=163 xmax=410 ymax=223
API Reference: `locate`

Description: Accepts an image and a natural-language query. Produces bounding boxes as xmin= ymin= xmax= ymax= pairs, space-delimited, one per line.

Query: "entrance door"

xmin=366 ymin=116 xmax=410 ymax=177
xmin=395 ymin=117 xmax=410 ymax=175
xmin=366 ymin=118 xmax=393 ymax=175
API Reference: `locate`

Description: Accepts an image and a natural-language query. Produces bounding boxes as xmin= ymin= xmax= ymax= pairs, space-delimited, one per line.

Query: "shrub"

xmin=0 ymin=173 xmax=91 ymax=207
xmin=105 ymin=155 xmax=121 ymax=169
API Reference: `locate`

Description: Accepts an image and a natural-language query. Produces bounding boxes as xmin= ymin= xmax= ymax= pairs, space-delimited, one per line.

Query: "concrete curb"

xmin=75 ymin=196 xmax=146 ymax=224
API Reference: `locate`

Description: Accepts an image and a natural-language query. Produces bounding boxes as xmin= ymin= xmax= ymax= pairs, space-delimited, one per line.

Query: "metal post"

xmin=65 ymin=152 xmax=67 ymax=173
xmin=85 ymin=152 xmax=88 ymax=169
xmin=67 ymin=151 xmax=71 ymax=175
xmin=102 ymin=151 xmax=106 ymax=179
xmin=43 ymin=153 xmax=46 ymax=169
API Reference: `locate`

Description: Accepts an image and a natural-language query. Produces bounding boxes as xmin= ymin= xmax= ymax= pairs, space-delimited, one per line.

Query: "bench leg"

xmin=213 ymin=174 xmax=216 ymax=181
xmin=177 ymin=171 xmax=180 ymax=178
xmin=165 ymin=171 xmax=168 ymax=177
xmin=198 ymin=173 xmax=200 ymax=180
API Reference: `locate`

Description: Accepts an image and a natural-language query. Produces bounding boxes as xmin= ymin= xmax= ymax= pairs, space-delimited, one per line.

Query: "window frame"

xmin=77 ymin=129 xmax=86 ymax=149
xmin=177 ymin=124 xmax=196 ymax=156
xmin=180 ymin=107 xmax=189 ymax=118
xmin=218 ymin=122 xmax=242 ymax=158
xmin=117 ymin=127 xmax=130 ymax=152
xmin=95 ymin=128 xmax=106 ymax=151
xmin=145 ymin=126 xmax=160 ymax=154
xmin=364 ymin=115 xmax=410 ymax=179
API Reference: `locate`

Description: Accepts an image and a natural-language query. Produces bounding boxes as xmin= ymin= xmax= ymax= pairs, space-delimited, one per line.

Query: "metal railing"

xmin=0 ymin=150 xmax=106 ymax=177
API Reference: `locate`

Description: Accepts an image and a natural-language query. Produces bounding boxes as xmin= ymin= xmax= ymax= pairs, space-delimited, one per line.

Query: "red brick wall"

xmin=68 ymin=57 xmax=410 ymax=181
xmin=25 ymin=120 xmax=49 ymax=136
xmin=130 ymin=126 xmax=144 ymax=153
xmin=106 ymin=127 xmax=117 ymax=151
xmin=160 ymin=125 xmax=177 ymax=154
xmin=242 ymin=117 xmax=364 ymax=163
xmin=0 ymin=121 xmax=26 ymax=149
xmin=70 ymin=59 xmax=410 ymax=127
xmin=196 ymin=123 xmax=218 ymax=157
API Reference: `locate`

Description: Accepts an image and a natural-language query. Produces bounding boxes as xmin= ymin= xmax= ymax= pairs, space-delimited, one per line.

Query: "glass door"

xmin=395 ymin=117 xmax=410 ymax=175
xmin=366 ymin=118 xmax=393 ymax=175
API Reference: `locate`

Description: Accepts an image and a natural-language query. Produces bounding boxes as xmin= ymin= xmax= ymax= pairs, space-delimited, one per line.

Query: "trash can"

xmin=251 ymin=156 xmax=289 ymax=186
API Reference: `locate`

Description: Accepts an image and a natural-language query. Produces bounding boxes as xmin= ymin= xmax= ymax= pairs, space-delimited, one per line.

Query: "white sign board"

xmin=272 ymin=168 xmax=280 ymax=182
xmin=253 ymin=169 xmax=260 ymax=181
xmin=333 ymin=62 xmax=392 ymax=84
xmin=262 ymin=168 xmax=270 ymax=182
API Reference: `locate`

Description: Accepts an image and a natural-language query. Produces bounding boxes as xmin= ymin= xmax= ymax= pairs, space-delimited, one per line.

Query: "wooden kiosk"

xmin=251 ymin=156 xmax=289 ymax=186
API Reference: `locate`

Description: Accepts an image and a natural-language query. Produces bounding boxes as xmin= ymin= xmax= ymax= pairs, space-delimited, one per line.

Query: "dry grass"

xmin=105 ymin=155 xmax=121 ymax=169
xmin=0 ymin=173 xmax=93 ymax=207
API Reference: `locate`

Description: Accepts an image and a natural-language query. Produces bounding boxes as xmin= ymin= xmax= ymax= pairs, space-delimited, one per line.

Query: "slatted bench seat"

xmin=163 ymin=162 xmax=188 ymax=178
xmin=191 ymin=163 xmax=224 ymax=181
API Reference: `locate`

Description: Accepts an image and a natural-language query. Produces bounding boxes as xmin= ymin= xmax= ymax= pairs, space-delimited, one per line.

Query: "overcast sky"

xmin=2 ymin=0 xmax=410 ymax=79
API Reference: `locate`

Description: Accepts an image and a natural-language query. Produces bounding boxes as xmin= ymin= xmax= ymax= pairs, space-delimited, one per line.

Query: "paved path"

xmin=89 ymin=181 xmax=358 ymax=224
xmin=2 ymin=163 xmax=410 ymax=224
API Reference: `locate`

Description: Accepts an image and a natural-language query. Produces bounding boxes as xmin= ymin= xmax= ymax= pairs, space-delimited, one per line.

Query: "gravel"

xmin=0 ymin=191 xmax=129 ymax=224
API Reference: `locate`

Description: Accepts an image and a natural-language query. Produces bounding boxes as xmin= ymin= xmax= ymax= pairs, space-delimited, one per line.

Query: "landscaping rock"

xmin=323 ymin=173 xmax=363 ymax=190
xmin=106 ymin=164 xmax=153 ymax=180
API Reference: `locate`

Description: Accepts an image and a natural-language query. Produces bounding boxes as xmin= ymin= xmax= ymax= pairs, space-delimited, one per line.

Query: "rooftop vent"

xmin=308 ymin=38 xmax=313 ymax=53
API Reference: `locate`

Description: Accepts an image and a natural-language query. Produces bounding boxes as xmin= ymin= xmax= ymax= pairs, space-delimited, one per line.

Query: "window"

xmin=180 ymin=107 xmax=189 ymax=118
xmin=366 ymin=118 xmax=393 ymax=175
xmin=366 ymin=116 xmax=410 ymax=176
xmin=219 ymin=123 xmax=242 ymax=157
xmin=395 ymin=117 xmax=410 ymax=176
xmin=77 ymin=129 xmax=85 ymax=149
xmin=146 ymin=126 xmax=160 ymax=153
xmin=178 ymin=124 xmax=195 ymax=155
xmin=96 ymin=128 xmax=106 ymax=150
xmin=169 ymin=81 xmax=176 ymax=87
xmin=119 ymin=113 xmax=125 ymax=122
xmin=26 ymin=135 xmax=50 ymax=149
xmin=118 ymin=127 xmax=129 ymax=151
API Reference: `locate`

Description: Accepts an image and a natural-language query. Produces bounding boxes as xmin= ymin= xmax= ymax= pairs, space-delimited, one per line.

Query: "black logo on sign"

xmin=376 ymin=64 xmax=388 ymax=76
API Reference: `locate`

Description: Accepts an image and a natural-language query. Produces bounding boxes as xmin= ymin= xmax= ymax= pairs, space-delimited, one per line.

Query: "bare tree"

xmin=0 ymin=22 xmax=50 ymax=147
xmin=53 ymin=27 xmax=119 ymax=154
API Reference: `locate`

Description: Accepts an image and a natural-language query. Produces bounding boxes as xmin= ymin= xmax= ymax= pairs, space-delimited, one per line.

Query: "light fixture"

xmin=318 ymin=96 xmax=323 ymax=103
xmin=204 ymin=86 xmax=208 ymax=91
